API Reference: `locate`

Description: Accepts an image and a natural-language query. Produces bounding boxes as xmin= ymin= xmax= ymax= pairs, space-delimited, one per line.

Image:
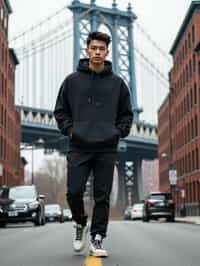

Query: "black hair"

xmin=86 ymin=31 xmax=111 ymax=47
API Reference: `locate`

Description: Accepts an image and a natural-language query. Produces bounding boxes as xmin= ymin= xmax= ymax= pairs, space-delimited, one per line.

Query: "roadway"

xmin=0 ymin=220 xmax=199 ymax=266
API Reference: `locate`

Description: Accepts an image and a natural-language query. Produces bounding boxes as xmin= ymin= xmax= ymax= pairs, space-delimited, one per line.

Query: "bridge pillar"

xmin=133 ymin=158 xmax=144 ymax=202
xmin=115 ymin=160 xmax=126 ymax=207
xmin=116 ymin=160 xmax=136 ymax=207
xmin=116 ymin=157 xmax=145 ymax=207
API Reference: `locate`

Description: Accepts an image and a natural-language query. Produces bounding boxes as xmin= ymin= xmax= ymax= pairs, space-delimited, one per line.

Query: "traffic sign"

xmin=169 ymin=169 xmax=177 ymax=185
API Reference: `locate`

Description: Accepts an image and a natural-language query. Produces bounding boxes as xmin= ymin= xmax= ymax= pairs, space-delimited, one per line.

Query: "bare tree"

xmin=34 ymin=154 xmax=67 ymax=207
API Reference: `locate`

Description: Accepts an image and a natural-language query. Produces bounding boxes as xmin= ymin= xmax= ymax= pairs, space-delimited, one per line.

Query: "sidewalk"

xmin=175 ymin=216 xmax=200 ymax=225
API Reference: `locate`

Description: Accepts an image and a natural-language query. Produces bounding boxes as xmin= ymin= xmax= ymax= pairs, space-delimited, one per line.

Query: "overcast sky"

xmin=9 ymin=0 xmax=192 ymax=54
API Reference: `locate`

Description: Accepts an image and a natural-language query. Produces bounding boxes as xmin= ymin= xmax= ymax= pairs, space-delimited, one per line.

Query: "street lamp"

xmin=21 ymin=138 xmax=45 ymax=185
xmin=161 ymin=152 xmax=177 ymax=195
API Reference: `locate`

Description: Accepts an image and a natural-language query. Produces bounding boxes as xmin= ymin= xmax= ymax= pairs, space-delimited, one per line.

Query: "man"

xmin=54 ymin=31 xmax=133 ymax=257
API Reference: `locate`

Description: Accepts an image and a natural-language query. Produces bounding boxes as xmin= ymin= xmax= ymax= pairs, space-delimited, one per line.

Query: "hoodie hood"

xmin=77 ymin=58 xmax=113 ymax=76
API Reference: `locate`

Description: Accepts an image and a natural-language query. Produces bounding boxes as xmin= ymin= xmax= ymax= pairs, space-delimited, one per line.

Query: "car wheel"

xmin=143 ymin=214 xmax=150 ymax=222
xmin=166 ymin=216 xmax=175 ymax=222
xmin=41 ymin=216 xmax=46 ymax=226
xmin=34 ymin=211 xmax=42 ymax=226
xmin=0 ymin=222 xmax=6 ymax=228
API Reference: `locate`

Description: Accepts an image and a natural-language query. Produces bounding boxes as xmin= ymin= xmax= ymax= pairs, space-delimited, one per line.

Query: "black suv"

xmin=0 ymin=185 xmax=46 ymax=227
xmin=143 ymin=192 xmax=175 ymax=222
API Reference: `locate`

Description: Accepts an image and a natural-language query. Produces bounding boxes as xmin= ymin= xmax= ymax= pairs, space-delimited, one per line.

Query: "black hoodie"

xmin=54 ymin=59 xmax=133 ymax=152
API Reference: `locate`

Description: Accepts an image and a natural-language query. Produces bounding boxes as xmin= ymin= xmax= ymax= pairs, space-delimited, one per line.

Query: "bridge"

xmin=12 ymin=0 xmax=171 ymax=206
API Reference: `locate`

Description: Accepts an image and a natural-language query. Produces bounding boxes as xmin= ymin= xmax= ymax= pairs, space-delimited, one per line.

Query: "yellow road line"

xmin=84 ymin=256 xmax=102 ymax=266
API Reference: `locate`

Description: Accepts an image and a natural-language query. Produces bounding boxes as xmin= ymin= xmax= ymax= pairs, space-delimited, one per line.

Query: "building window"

xmin=184 ymin=155 xmax=187 ymax=174
xmin=199 ymin=87 xmax=200 ymax=106
xmin=185 ymin=39 xmax=188 ymax=55
xmin=188 ymin=122 xmax=190 ymax=142
xmin=192 ymin=25 xmax=195 ymax=43
xmin=198 ymin=61 xmax=200 ymax=76
xmin=191 ymin=118 xmax=194 ymax=139
xmin=190 ymin=183 xmax=192 ymax=202
xmin=188 ymin=33 xmax=191 ymax=48
xmin=184 ymin=97 xmax=186 ymax=113
xmin=189 ymin=59 xmax=192 ymax=78
xmin=193 ymin=54 xmax=196 ymax=73
xmin=195 ymin=115 xmax=198 ymax=137
xmin=190 ymin=88 xmax=193 ymax=108
xmin=183 ymin=69 xmax=186 ymax=87
xmin=194 ymin=83 xmax=197 ymax=105
xmin=192 ymin=150 xmax=195 ymax=171
xmin=186 ymin=65 xmax=189 ymax=83
xmin=187 ymin=93 xmax=190 ymax=112
xmin=196 ymin=148 xmax=199 ymax=170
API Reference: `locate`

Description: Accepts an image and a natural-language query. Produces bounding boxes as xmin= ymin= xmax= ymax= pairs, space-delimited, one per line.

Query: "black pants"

xmin=66 ymin=151 xmax=116 ymax=238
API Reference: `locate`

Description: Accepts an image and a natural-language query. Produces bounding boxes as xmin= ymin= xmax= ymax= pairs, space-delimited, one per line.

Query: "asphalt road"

xmin=0 ymin=220 xmax=199 ymax=266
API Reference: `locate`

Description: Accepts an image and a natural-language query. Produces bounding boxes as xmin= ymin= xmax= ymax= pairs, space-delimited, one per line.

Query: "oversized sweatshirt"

xmin=54 ymin=59 xmax=133 ymax=152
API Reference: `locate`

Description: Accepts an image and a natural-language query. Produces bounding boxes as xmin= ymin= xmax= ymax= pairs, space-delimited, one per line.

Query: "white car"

xmin=131 ymin=203 xmax=144 ymax=220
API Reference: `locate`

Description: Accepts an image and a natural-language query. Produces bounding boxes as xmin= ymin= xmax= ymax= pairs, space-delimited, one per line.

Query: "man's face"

xmin=86 ymin=40 xmax=109 ymax=65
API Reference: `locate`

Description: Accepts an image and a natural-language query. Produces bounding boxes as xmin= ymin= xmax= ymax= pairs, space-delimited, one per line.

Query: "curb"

xmin=175 ymin=218 xmax=200 ymax=225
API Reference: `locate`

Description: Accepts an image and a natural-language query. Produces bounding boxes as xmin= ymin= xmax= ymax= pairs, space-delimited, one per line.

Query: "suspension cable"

xmin=9 ymin=5 xmax=69 ymax=43
xmin=135 ymin=22 xmax=172 ymax=64
xmin=18 ymin=30 xmax=73 ymax=61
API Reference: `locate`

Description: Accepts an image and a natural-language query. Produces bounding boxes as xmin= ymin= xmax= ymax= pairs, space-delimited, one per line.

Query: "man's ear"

xmin=85 ymin=48 xmax=89 ymax=56
xmin=106 ymin=49 xmax=109 ymax=57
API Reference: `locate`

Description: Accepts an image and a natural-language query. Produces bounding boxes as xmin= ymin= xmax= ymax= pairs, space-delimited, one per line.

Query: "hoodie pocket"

xmin=71 ymin=121 xmax=120 ymax=147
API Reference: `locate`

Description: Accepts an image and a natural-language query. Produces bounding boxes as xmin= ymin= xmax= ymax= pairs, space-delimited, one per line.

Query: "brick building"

xmin=158 ymin=1 xmax=200 ymax=215
xmin=158 ymin=96 xmax=171 ymax=192
xmin=0 ymin=0 xmax=24 ymax=186
xmin=142 ymin=159 xmax=159 ymax=197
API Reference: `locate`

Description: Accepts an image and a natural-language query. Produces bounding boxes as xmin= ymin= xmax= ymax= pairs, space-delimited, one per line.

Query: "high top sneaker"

xmin=73 ymin=223 xmax=89 ymax=252
xmin=89 ymin=234 xmax=108 ymax=257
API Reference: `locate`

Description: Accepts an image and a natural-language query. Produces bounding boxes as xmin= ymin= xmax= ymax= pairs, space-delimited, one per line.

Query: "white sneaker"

xmin=73 ymin=223 xmax=89 ymax=252
xmin=89 ymin=234 xmax=108 ymax=257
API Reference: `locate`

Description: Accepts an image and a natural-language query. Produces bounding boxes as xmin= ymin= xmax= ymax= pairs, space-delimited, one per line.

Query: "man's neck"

xmin=89 ymin=61 xmax=105 ymax=73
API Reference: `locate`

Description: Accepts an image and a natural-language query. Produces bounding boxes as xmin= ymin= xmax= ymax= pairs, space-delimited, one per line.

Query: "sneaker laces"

xmin=74 ymin=224 xmax=83 ymax=241
xmin=92 ymin=234 xmax=103 ymax=250
xmin=92 ymin=239 xmax=102 ymax=249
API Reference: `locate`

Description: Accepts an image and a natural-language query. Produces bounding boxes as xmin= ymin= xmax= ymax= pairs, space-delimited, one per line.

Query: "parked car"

xmin=63 ymin=208 xmax=72 ymax=222
xmin=143 ymin=192 xmax=175 ymax=222
xmin=124 ymin=206 xmax=133 ymax=220
xmin=45 ymin=204 xmax=64 ymax=223
xmin=0 ymin=185 xmax=46 ymax=227
xmin=131 ymin=203 xmax=144 ymax=220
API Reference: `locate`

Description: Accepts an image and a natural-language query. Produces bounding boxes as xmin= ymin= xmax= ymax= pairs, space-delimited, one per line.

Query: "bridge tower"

xmin=69 ymin=0 xmax=142 ymax=122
